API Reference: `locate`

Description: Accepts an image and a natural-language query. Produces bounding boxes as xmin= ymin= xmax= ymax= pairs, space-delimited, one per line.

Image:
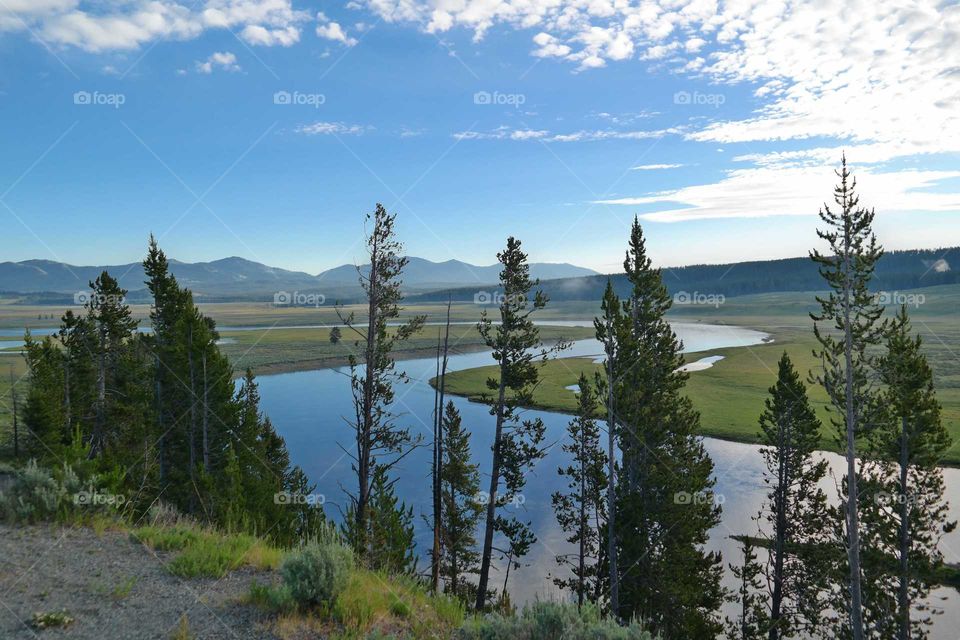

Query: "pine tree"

xmin=329 ymin=326 xmax=341 ymax=344
xmin=438 ymin=401 xmax=482 ymax=601
xmin=614 ymin=217 xmax=724 ymax=638
xmin=337 ymin=204 xmax=425 ymax=561
xmin=594 ymin=279 xmax=623 ymax=613
xmin=756 ymin=353 xmax=829 ymax=639
xmin=551 ymin=373 xmax=607 ymax=608
xmin=343 ymin=466 xmax=417 ymax=574
xmin=474 ymin=236 xmax=568 ymax=609
xmin=726 ymin=539 xmax=770 ymax=640
xmin=858 ymin=307 xmax=954 ymax=639
xmin=86 ymin=271 xmax=139 ymax=458
xmin=810 ymin=156 xmax=886 ymax=640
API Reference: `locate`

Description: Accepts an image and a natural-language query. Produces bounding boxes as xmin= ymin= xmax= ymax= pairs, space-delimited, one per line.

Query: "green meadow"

xmin=439 ymin=285 xmax=960 ymax=465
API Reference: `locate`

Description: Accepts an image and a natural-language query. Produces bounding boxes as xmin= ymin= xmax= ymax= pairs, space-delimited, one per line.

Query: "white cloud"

xmin=241 ymin=24 xmax=299 ymax=46
xmin=316 ymin=11 xmax=357 ymax=46
xmin=1 ymin=0 xmax=309 ymax=51
xmin=596 ymin=166 xmax=960 ymax=222
xmin=296 ymin=121 xmax=368 ymax=136
xmin=631 ymin=163 xmax=684 ymax=170
xmin=195 ymin=51 xmax=240 ymax=74
xmin=453 ymin=125 xmax=682 ymax=142
xmin=355 ymin=0 xmax=960 ymax=220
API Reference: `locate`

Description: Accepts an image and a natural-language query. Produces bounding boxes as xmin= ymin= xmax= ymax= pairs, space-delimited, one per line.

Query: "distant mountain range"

xmin=0 ymin=256 xmax=598 ymax=301
xmin=411 ymin=247 xmax=960 ymax=304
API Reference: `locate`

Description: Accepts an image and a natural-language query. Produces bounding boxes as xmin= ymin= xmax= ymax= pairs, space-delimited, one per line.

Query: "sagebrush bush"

xmin=0 ymin=460 xmax=63 ymax=523
xmin=0 ymin=459 xmax=124 ymax=524
xmin=280 ymin=540 xmax=354 ymax=608
xmin=457 ymin=601 xmax=652 ymax=640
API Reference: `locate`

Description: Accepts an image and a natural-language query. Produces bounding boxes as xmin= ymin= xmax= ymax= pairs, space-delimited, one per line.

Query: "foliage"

xmin=337 ymin=203 xmax=425 ymax=560
xmin=551 ymin=373 xmax=607 ymax=607
xmin=809 ymin=156 xmax=886 ymax=640
xmin=280 ymin=540 xmax=355 ymax=608
xmin=438 ymin=401 xmax=483 ymax=601
xmin=752 ymin=352 xmax=831 ymax=639
xmin=857 ymin=306 xmax=956 ymax=639
xmin=611 ymin=218 xmax=724 ymax=638
xmin=457 ymin=601 xmax=652 ymax=640
xmin=475 ymin=235 xmax=568 ymax=609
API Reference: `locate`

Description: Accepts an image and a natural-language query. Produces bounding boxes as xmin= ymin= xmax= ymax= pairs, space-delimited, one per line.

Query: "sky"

xmin=0 ymin=0 xmax=958 ymax=275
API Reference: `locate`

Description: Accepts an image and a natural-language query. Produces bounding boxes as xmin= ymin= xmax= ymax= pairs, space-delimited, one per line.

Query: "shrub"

xmin=280 ymin=540 xmax=354 ymax=608
xmin=247 ymin=581 xmax=296 ymax=614
xmin=457 ymin=601 xmax=652 ymax=640
xmin=0 ymin=460 xmax=61 ymax=523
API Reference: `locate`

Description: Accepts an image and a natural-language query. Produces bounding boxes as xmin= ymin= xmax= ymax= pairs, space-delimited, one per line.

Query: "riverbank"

xmin=436 ymin=325 xmax=960 ymax=466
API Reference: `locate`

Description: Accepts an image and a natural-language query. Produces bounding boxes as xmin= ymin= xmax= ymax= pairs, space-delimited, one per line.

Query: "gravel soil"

xmin=0 ymin=524 xmax=283 ymax=640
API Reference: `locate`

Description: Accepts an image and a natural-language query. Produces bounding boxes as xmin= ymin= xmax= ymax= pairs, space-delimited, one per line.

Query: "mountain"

xmin=410 ymin=247 xmax=960 ymax=303
xmin=0 ymin=256 xmax=598 ymax=300
xmin=316 ymin=257 xmax=597 ymax=288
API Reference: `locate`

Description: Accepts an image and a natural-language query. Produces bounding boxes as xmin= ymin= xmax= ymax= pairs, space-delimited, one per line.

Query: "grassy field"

xmin=0 ymin=300 xmax=600 ymax=330
xmin=440 ymin=285 xmax=960 ymax=465
xmin=217 ymin=323 xmax=595 ymax=375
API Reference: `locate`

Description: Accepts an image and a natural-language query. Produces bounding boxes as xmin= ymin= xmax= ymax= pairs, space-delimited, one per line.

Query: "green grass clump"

xmin=458 ymin=601 xmax=651 ymax=639
xmin=333 ymin=570 xmax=464 ymax=637
xmin=131 ymin=524 xmax=283 ymax=578
xmin=31 ymin=610 xmax=74 ymax=630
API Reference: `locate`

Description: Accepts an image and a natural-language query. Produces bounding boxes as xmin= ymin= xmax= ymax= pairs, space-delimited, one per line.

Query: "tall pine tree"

xmin=614 ymin=217 xmax=724 ymax=638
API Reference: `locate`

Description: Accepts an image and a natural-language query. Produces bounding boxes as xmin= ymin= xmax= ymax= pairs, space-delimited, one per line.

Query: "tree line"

xmin=11 ymin=237 xmax=323 ymax=544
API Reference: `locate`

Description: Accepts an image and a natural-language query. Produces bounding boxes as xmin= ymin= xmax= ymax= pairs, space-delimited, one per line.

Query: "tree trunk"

xmin=9 ymin=367 xmax=18 ymax=459
xmin=202 ymin=352 xmax=210 ymax=474
xmin=431 ymin=332 xmax=442 ymax=592
xmin=357 ymin=236 xmax=379 ymax=552
xmin=187 ymin=324 xmax=197 ymax=512
xmin=605 ymin=348 xmax=620 ymax=616
xmin=92 ymin=324 xmax=107 ymax=457
xmin=155 ymin=352 xmax=165 ymax=484
xmin=769 ymin=414 xmax=789 ymax=640
xmin=843 ymin=243 xmax=865 ymax=640
xmin=578 ymin=433 xmax=587 ymax=610
xmin=897 ymin=417 xmax=911 ymax=640
xmin=476 ymin=367 xmax=508 ymax=610
xmin=430 ymin=300 xmax=453 ymax=593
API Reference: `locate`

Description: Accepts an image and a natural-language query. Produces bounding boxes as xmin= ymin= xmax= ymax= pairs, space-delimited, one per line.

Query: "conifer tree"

xmin=474 ymin=236 xmax=568 ymax=609
xmin=337 ymin=204 xmax=424 ymax=561
xmin=859 ymin=307 xmax=954 ymax=639
xmin=438 ymin=401 xmax=482 ymax=600
xmin=594 ymin=279 xmax=623 ymax=613
xmin=614 ymin=217 xmax=724 ymax=638
xmin=756 ymin=353 xmax=829 ymax=639
xmin=552 ymin=373 xmax=607 ymax=608
xmin=726 ymin=539 xmax=770 ymax=640
xmin=810 ymin=156 xmax=885 ymax=640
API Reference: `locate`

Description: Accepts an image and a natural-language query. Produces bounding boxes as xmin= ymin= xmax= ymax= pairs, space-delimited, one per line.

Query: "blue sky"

xmin=1 ymin=1 xmax=958 ymax=275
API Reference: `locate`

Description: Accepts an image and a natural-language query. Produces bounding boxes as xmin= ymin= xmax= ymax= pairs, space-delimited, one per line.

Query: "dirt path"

xmin=0 ymin=524 xmax=280 ymax=640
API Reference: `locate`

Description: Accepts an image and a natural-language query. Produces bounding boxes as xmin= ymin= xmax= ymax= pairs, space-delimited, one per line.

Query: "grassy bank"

xmin=439 ymin=287 xmax=960 ymax=465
